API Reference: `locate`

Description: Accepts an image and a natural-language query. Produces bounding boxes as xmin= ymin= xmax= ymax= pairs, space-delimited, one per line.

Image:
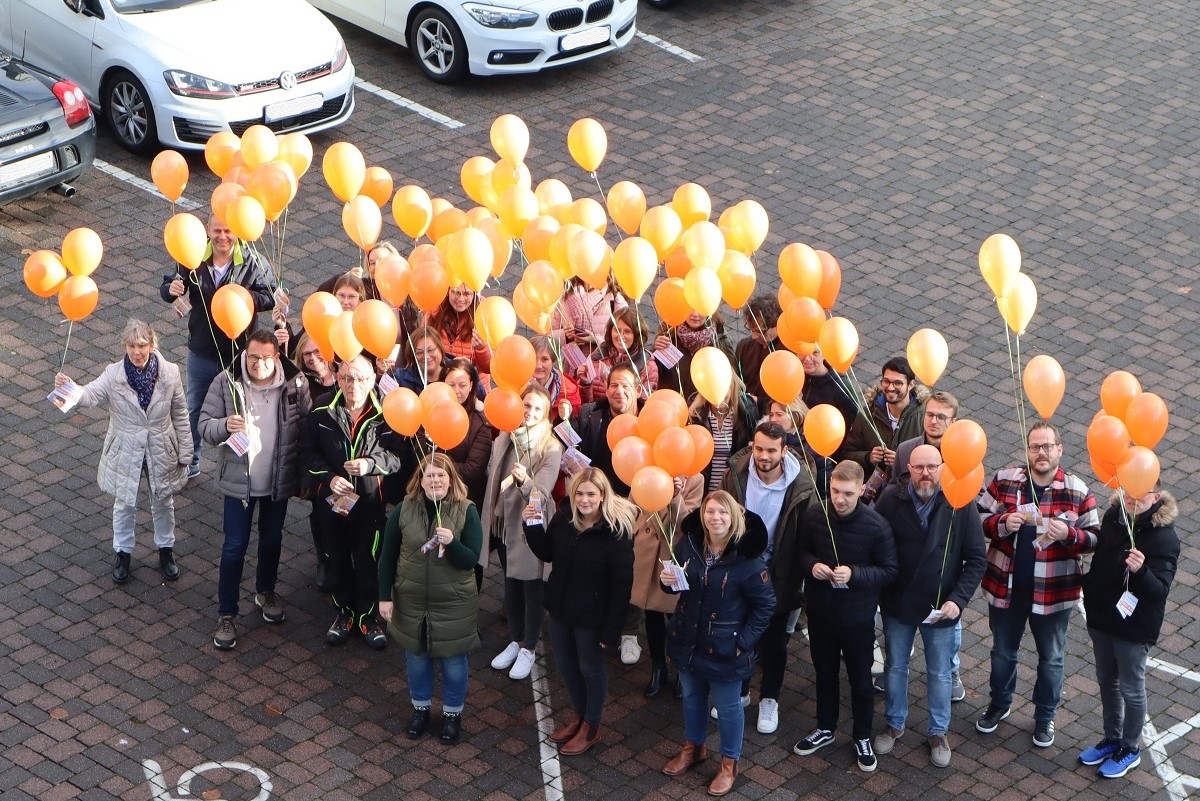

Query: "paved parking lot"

xmin=2 ymin=0 xmax=1199 ymax=798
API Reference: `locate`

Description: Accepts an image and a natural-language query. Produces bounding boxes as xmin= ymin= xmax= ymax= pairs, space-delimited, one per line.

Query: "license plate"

xmin=560 ymin=25 xmax=610 ymax=52
xmin=264 ymin=93 xmax=323 ymax=122
xmin=0 ymin=150 xmax=56 ymax=189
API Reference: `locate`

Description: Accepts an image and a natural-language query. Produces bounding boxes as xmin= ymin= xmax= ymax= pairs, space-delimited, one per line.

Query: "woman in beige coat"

xmin=55 ymin=319 xmax=192 ymax=585
xmin=480 ymin=384 xmax=563 ymax=681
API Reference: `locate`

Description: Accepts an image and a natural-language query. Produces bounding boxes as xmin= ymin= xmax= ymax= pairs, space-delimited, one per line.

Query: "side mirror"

xmin=63 ymin=0 xmax=84 ymax=12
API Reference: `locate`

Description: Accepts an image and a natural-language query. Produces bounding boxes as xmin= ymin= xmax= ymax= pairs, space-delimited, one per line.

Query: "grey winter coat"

xmin=75 ymin=352 xmax=192 ymax=506
xmin=478 ymin=431 xmax=562 ymax=578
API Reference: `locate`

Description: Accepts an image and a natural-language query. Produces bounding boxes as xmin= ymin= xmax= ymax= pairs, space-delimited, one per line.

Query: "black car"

xmin=0 ymin=53 xmax=96 ymax=206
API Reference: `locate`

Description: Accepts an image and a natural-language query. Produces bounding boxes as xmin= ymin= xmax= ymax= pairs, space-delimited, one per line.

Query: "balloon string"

xmin=842 ymin=363 xmax=888 ymax=450
xmin=651 ymin=510 xmax=680 ymax=566
xmin=797 ymin=444 xmax=838 ymax=565
xmin=189 ymin=269 xmax=239 ymax=415
xmin=932 ymin=509 xmax=955 ymax=611
xmin=60 ymin=320 xmax=73 ymax=369
xmin=999 ymin=306 xmax=1035 ymax=502
xmin=1116 ymin=489 xmax=1136 ymax=548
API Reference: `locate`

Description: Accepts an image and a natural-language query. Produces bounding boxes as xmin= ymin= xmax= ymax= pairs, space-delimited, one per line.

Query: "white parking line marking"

xmin=353 ymin=78 xmax=464 ymax=129
xmin=530 ymin=650 xmax=564 ymax=801
xmin=635 ymin=31 xmax=703 ymax=63
xmin=93 ymin=159 xmax=203 ymax=211
xmin=1148 ymin=657 xmax=1200 ymax=686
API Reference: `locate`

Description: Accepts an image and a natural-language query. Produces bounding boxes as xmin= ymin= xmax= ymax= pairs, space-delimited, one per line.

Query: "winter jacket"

xmin=838 ymin=384 xmax=930 ymax=474
xmin=299 ymin=390 xmax=405 ymax=508
xmin=1082 ymin=493 xmax=1179 ymax=645
xmin=577 ymin=397 xmax=643 ymax=496
xmin=159 ymin=243 xmax=274 ymax=362
xmin=798 ymin=500 xmax=898 ymax=627
xmin=801 ymin=368 xmax=858 ymax=429
xmin=720 ymin=448 xmax=817 ymax=610
xmin=198 ymin=355 xmax=311 ymax=501
xmin=75 ymin=353 xmax=192 ymax=506
xmin=379 ymin=497 xmax=482 ymax=657
xmin=630 ymin=474 xmax=704 ymax=613
xmin=979 ymin=465 xmax=1100 ymax=614
xmin=523 ymin=509 xmax=634 ymax=647
xmin=733 ymin=335 xmax=781 ymax=400
xmin=875 ymin=478 xmax=986 ymax=627
xmin=478 ymin=432 xmax=563 ymax=577
xmin=664 ymin=509 xmax=777 ymax=682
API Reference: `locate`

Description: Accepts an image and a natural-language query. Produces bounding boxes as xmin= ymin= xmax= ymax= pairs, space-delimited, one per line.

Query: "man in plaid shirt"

xmin=975 ymin=422 xmax=1100 ymax=747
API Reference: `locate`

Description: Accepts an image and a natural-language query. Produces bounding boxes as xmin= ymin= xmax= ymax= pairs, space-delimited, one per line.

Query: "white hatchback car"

xmin=307 ymin=0 xmax=636 ymax=83
xmin=0 ymin=0 xmax=356 ymax=154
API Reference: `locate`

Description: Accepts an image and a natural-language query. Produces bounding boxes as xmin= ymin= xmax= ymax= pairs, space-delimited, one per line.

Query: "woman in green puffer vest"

xmin=379 ymin=452 xmax=482 ymax=746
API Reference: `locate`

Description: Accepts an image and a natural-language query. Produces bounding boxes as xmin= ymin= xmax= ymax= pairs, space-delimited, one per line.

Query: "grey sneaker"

xmin=929 ymin=734 xmax=951 ymax=768
xmin=1033 ymin=720 xmax=1055 ymax=748
xmin=874 ymin=726 xmax=904 ymax=755
xmin=951 ymin=671 xmax=966 ymax=702
xmin=213 ymin=616 xmax=237 ymax=651
xmin=254 ymin=592 xmax=285 ymax=623
xmin=975 ymin=704 xmax=1011 ymax=733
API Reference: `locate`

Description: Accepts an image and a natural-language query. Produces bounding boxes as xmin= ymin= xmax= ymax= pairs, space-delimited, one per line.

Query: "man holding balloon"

xmin=161 ymin=215 xmax=275 ymax=478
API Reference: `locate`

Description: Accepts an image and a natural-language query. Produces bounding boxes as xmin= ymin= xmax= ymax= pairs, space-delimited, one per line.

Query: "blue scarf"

xmin=124 ymin=353 xmax=159 ymax=411
xmin=908 ymin=481 xmax=937 ymax=530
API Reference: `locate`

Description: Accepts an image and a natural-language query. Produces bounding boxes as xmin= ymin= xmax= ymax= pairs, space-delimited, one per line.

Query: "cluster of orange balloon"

xmin=203 ymin=127 xmax=310 ymax=239
xmin=604 ymin=390 xmax=714 ymax=513
xmin=979 ymin=233 xmax=1037 ymax=335
xmin=483 ymin=335 xmax=537 ymax=432
xmin=22 ymin=228 xmax=104 ymax=323
xmin=322 ymin=141 xmax=397 ymax=252
xmin=938 ymin=420 xmax=988 ymax=508
xmin=300 ymin=291 xmax=399 ymax=364
xmin=1086 ymin=370 xmax=1168 ymax=499
xmin=382 ymin=381 xmax=469 ymax=450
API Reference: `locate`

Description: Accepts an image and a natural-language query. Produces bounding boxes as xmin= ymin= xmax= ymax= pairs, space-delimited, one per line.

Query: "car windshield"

xmin=111 ymin=0 xmax=217 ymax=13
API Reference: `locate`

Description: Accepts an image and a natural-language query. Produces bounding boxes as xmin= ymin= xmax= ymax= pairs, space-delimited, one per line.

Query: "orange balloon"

xmin=1087 ymin=414 xmax=1131 ymax=467
xmin=776 ymin=313 xmax=816 ymax=357
xmin=277 ymin=132 xmax=313 ymax=178
xmin=785 ymin=297 xmax=826 ymax=342
xmin=631 ymin=465 xmax=675 ymax=512
xmin=475 ymin=296 xmax=517 ymax=349
xmin=638 ymin=400 xmax=679 ymax=446
xmin=683 ymin=266 xmax=722 ymax=317
xmin=323 ymin=141 xmax=366 ymax=202
xmin=383 ymin=388 xmax=423 ymax=436
xmin=817 ymin=317 xmax=859 ymax=373
xmin=57 ymin=275 xmax=98 ymax=321
xmin=567 ymin=197 xmax=607 ymax=236
xmin=426 ymin=403 xmax=470 ymax=449
xmin=223 ymin=163 xmax=251 ymax=188
xmin=640 ymin=205 xmax=683 ymax=261
xmin=239 ymin=125 xmax=278 ymax=169
xmin=717 ymin=249 xmax=756 ymax=310
xmin=522 ymin=215 xmax=560 ymax=263
xmin=342 ymin=195 xmax=383 ymax=251
xmin=210 ymin=182 xmax=247 ymax=226
xmin=392 ymin=185 xmax=433 ymax=239
xmin=374 ymin=255 xmax=411 ymax=307
xmin=685 ymin=424 xmax=715 ymax=476
xmin=490 ymin=158 xmax=530 ymax=196
xmin=941 ymin=464 xmax=985 ymax=509
xmin=361 ymin=166 xmax=394 ymax=208
xmin=682 ymin=221 xmax=726 ymax=272
xmin=474 ymin=215 xmax=512 ymax=278
xmin=728 ymin=200 xmax=769 ymax=254
xmin=1116 ymin=446 xmax=1160 ymax=498
xmin=549 ymin=223 xmax=586 ymax=279
xmin=409 ymin=242 xmax=442 ymax=267
xmin=1101 ymin=370 xmax=1142 ymax=419
xmin=779 ymin=243 xmax=822 ymax=298
xmin=151 ymin=150 xmax=188 ymax=202
xmin=803 ymin=404 xmax=846 ymax=458
xmin=1090 ymin=455 xmax=1120 ymax=490
xmin=815 ymin=250 xmax=841 ymax=310
xmin=567 ymin=117 xmax=607 ymax=172
xmin=460 ymin=155 xmax=495 ymax=205
xmin=997 ymin=272 xmax=1037 ymax=336
xmin=499 ymin=185 xmax=539 ymax=239
xmin=164 ymin=213 xmax=208 ymax=270
xmin=906 ymin=328 xmax=949 ymax=387
xmin=205 ymin=131 xmax=240 ymax=178
xmin=484 ymin=387 xmax=525 ymax=433
xmin=429 ymin=207 xmax=470 ymax=244
xmin=940 ymin=420 xmax=988 ymax=477
xmin=302 ymin=291 xmax=342 ymax=349
xmin=654 ymin=278 xmax=691 ymax=328
xmin=568 ymin=229 xmax=611 ymax=289
xmin=760 ymin=350 xmax=805 ymax=405
xmin=653 ymin=427 xmax=697 ymax=477
xmin=647 ymin=390 xmax=690 ymax=427
xmin=521 ymin=261 xmax=563 ymax=310
xmin=352 ymin=299 xmax=399 ymax=359
xmin=978 ymin=233 xmax=1021 ymax=298
xmin=607 ymin=180 xmax=646 ymax=236
xmin=211 ymin=284 xmax=254 ymax=339
xmin=491 ymin=335 xmax=536 ymax=391
xmin=672 ymin=183 xmax=712 ymax=227
xmin=613 ymin=236 xmax=658 ymax=300
xmin=225 ymin=195 xmax=266 ymax=242
xmin=409 ymin=261 xmax=451 ymax=313
xmin=420 ymin=382 xmax=458 ymax=418
xmin=245 ymin=161 xmax=293 ymax=222
xmin=612 ymin=437 xmax=653 ymax=486
xmin=61 ymin=227 xmax=103 ymax=277
xmin=448 ymin=227 xmax=493 ymax=292
xmin=512 ymin=283 xmax=552 ymax=335
xmin=1023 ymin=355 xmax=1065 ymax=420
xmin=534 ymin=178 xmax=573 ymax=218
xmin=1124 ymin=392 xmax=1168 ymax=449
xmin=691 ymin=346 xmax=733 ymax=406
xmin=607 ymin=413 xmax=641 ymax=449
xmin=664 ymin=245 xmax=693 ymax=280
xmin=490 ymin=114 xmax=529 ymax=163
xmin=23 ymin=250 xmax=67 ymax=298
xmin=328 ymin=310 xmax=362 ymax=362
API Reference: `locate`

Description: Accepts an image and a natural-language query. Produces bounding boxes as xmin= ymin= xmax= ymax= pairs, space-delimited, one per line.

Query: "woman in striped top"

xmin=687 ymin=374 xmax=758 ymax=492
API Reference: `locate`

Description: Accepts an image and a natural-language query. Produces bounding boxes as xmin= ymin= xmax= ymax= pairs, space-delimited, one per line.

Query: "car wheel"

xmin=410 ymin=7 xmax=469 ymax=83
xmin=104 ymin=69 xmax=158 ymax=154
xmin=644 ymin=0 xmax=679 ymax=8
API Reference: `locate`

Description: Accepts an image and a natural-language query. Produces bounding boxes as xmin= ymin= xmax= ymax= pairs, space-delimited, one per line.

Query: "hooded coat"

xmin=838 ymin=383 xmax=931 ymax=473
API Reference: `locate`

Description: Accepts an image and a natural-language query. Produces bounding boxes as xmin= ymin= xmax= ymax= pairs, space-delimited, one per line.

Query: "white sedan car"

xmin=0 ymin=0 xmax=356 ymax=154
xmin=307 ymin=0 xmax=636 ymax=83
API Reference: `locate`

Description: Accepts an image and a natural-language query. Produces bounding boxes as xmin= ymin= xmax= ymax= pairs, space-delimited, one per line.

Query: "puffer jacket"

xmin=75 ymin=353 xmax=192 ymax=506
xmin=665 ymin=509 xmax=777 ymax=682
xmin=1082 ymin=493 xmax=1180 ymax=645
xmin=798 ymin=499 xmax=898 ymax=626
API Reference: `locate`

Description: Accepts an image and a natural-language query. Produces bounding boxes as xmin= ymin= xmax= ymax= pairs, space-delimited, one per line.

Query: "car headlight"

xmin=332 ymin=35 xmax=349 ymax=71
xmin=462 ymin=3 xmax=538 ymax=28
xmin=163 ymin=69 xmax=238 ymax=99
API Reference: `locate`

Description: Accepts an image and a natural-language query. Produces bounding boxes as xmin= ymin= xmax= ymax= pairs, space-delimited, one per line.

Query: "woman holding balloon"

xmin=430 ymin=283 xmax=492 ymax=375
xmin=529 ymin=335 xmax=581 ymax=423
xmin=653 ymin=311 xmax=734 ymax=401
xmin=577 ymin=307 xmax=657 ymax=403
xmin=393 ymin=327 xmax=448 ymax=392
xmin=688 ymin=374 xmax=758 ymax=492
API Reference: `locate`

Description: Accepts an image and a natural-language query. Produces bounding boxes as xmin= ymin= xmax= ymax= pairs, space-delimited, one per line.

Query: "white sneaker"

xmin=757 ymin=698 xmax=779 ymax=734
xmin=619 ymin=634 xmax=641 ymax=665
xmin=509 ymin=648 xmax=535 ymax=680
xmin=872 ymin=640 xmax=884 ymax=675
xmin=491 ymin=641 xmax=521 ymax=670
xmin=711 ymin=694 xmax=751 ymax=719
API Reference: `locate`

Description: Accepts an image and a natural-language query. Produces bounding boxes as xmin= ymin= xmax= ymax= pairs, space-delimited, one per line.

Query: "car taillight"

xmin=52 ymin=81 xmax=92 ymax=127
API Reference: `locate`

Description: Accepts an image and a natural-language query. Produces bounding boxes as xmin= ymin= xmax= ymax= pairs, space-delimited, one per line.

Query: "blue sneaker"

xmin=1098 ymin=747 xmax=1141 ymax=779
xmin=1079 ymin=739 xmax=1120 ymax=766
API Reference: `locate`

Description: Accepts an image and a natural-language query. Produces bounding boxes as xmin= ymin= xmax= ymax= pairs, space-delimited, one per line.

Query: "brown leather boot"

xmin=548 ymin=715 xmax=583 ymax=744
xmin=707 ymin=757 xmax=738 ymax=796
xmin=560 ymin=722 xmax=601 ymax=755
xmin=663 ymin=742 xmax=708 ymax=775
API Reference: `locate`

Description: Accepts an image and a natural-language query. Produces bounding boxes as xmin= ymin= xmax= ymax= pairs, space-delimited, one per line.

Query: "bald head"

xmin=909 ymin=444 xmax=943 ymax=500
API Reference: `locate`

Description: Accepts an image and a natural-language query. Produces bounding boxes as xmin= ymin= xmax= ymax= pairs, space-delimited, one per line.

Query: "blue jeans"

xmin=1089 ymin=627 xmax=1150 ymax=751
xmin=218 ymin=495 xmax=288 ymax=618
xmin=882 ymin=614 xmax=956 ymax=736
xmin=678 ymin=670 xmax=745 ymax=760
xmin=185 ymin=348 xmax=223 ymax=466
xmin=987 ymin=592 xmax=1071 ymax=722
xmin=405 ymin=651 xmax=469 ymax=713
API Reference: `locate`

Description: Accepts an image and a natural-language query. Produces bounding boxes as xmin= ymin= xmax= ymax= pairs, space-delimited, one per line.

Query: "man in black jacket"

xmin=576 ymin=364 xmax=642 ymax=496
xmin=793 ymin=461 xmax=897 ymax=771
xmin=873 ymin=445 xmax=985 ymax=769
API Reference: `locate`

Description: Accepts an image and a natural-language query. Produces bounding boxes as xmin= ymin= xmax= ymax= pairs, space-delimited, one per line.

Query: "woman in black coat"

xmin=523 ymin=467 xmax=638 ymax=756
xmin=659 ymin=491 xmax=776 ymax=797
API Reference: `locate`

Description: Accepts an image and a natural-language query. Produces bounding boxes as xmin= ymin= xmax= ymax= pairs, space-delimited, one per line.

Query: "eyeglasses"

xmin=881 ymin=378 xmax=908 ymax=388
xmin=448 ymin=289 xmax=474 ymax=298
xmin=302 ymin=349 xmax=322 ymax=359
xmin=1027 ymin=443 xmax=1060 ymax=453
xmin=910 ymin=463 xmax=942 ymax=473
xmin=340 ymin=374 xmax=373 ymax=384
xmin=924 ymin=412 xmax=952 ymax=423
xmin=246 ymin=354 xmax=275 ymax=364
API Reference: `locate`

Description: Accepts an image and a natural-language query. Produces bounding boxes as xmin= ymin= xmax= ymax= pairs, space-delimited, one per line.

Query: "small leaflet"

xmin=653 ymin=343 xmax=684 ymax=369
xmin=224 ymin=430 xmax=251 ymax=456
xmin=327 ymin=491 xmax=358 ymax=516
xmin=48 ymin=379 xmax=83 ymax=413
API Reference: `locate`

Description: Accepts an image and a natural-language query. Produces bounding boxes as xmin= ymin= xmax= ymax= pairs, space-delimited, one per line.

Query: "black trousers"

xmin=320 ymin=502 xmax=383 ymax=622
xmin=742 ymin=612 xmax=792 ymax=700
xmin=808 ymin=616 xmax=875 ymax=739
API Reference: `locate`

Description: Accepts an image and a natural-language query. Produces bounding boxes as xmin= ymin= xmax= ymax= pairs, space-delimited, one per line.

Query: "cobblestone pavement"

xmin=2 ymin=0 xmax=1199 ymax=798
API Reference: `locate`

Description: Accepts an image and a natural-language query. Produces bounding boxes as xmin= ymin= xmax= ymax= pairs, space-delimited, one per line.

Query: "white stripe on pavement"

xmin=636 ymin=30 xmax=703 ymax=63
xmin=1148 ymin=656 xmax=1200 ymax=686
xmin=94 ymin=159 xmax=203 ymax=211
xmin=354 ymin=78 xmax=464 ymax=129
xmin=530 ymin=650 xmax=564 ymax=801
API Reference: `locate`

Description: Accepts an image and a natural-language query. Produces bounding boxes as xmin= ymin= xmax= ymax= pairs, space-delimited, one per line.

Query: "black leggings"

xmin=549 ymin=618 xmax=608 ymax=726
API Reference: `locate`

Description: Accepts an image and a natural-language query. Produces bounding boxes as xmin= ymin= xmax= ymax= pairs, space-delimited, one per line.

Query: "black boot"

xmin=440 ymin=712 xmax=462 ymax=745
xmin=312 ymin=520 xmax=331 ymax=591
xmin=406 ymin=707 xmax=430 ymax=739
xmin=674 ymin=674 xmax=683 ymax=700
xmin=158 ymin=548 xmax=180 ymax=581
xmin=645 ymin=662 xmax=668 ymax=698
xmin=112 ymin=551 xmax=131 ymax=585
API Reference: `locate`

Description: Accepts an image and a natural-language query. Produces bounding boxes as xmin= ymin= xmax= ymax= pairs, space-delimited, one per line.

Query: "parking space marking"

xmin=93 ymin=159 xmax=203 ymax=212
xmin=530 ymin=651 xmax=564 ymax=801
xmin=635 ymin=31 xmax=703 ymax=63
xmin=353 ymin=78 xmax=464 ymax=129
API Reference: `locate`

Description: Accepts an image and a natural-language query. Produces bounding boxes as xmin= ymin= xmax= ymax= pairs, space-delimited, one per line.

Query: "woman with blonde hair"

xmin=523 ymin=468 xmax=637 ymax=755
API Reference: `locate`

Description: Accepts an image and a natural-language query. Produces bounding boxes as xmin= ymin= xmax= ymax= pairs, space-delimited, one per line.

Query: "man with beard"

xmin=838 ymin=357 xmax=929 ymax=492
xmin=890 ymin=390 xmax=958 ymax=487
xmin=976 ymin=422 xmax=1099 ymax=747
xmin=873 ymin=445 xmax=985 ymax=768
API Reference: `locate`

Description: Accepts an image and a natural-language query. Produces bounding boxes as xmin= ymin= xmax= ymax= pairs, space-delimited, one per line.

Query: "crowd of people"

xmin=57 ymin=217 xmax=1181 ymax=793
